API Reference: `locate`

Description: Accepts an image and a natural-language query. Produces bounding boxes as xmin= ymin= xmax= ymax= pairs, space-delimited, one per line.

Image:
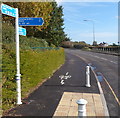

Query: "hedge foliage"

xmin=2 ymin=44 xmax=65 ymax=111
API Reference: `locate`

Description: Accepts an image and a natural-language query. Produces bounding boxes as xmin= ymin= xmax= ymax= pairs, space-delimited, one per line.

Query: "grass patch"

xmin=2 ymin=44 xmax=65 ymax=112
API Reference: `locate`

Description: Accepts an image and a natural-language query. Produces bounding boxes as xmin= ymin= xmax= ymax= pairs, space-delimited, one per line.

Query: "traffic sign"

xmin=1 ymin=3 xmax=16 ymax=17
xmin=19 ymin=27 xmax=26 ymax=36
xmin=19 ymin=17 xmax=44 ymax=26
xmin=1 ymin=3 xmax=22 ymax=104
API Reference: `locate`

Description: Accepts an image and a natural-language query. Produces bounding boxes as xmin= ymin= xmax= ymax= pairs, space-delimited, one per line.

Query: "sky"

xmin=56 ymin=0 xmax=119 ymax=45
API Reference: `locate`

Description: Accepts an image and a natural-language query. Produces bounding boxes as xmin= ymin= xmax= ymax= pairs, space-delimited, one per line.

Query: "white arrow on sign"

xmin=19 ymin=27 xmax=26 ymax=36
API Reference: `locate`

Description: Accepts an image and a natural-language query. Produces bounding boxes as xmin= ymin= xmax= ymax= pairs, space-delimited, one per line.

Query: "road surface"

xmin=65 ymin=49 xmax=119 ymax=116
xmin=5 ymin=49 xmax=100 ymax=117
xmin=4 ymin=49 xmax=118 ymax=117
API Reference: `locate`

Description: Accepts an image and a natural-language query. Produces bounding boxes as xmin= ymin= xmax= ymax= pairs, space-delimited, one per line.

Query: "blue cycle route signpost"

xmin=1 ymin=3 xmax=44 ymax=105
xmin=1 ymin=3 xmax=22 ymax=104
xmin=19 ymin=17 xmax=44 ymax=26
xmin=1 ymin=3 xmax=16 ymax=17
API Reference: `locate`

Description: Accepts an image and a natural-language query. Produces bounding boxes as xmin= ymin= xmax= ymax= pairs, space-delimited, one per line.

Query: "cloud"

xmin=56 ymin=0 xmax=63 ymax=5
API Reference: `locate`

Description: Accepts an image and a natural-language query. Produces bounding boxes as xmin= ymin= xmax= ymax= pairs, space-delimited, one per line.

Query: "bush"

xmin=2 ymin=22 xmax=49 ymax=49
xmin=2 ymin=46 xmax=65 ymax=111
xmin=2 ymin=22 xmax=15 ymax=43
xmin=74 ymin=44 xmax=85 ymax=49
xmin=20 ymin=36 xmax=48 ymax=49
xmin=20 ymin=48 xmax=65 ymax=97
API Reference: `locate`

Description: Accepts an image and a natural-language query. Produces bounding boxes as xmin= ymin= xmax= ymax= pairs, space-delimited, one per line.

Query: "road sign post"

xmin=1 ymin=4 xmax=22 ymax=104
xmin=15 ymin=8 xmax=22 ymax=104
xmin=1 ymin=4 xmax=44 ymax=105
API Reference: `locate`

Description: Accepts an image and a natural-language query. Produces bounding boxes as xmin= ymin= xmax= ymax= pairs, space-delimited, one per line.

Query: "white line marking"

xmin=61 ymin=80 xmax=64 ymax=85
xmin=88 ymin=54 xmax=117 ymax=64
xmin=110 ymin=61 xmax=117 ymax=64
xmin=100 ymin=58 xmax=108 ymax=61
xmin=91 ymin=69 xmax=110 ymax=117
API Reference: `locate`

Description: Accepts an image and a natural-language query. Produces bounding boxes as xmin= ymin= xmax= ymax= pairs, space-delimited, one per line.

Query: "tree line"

xmin=2 ymin=1 xmax=70 ymax=47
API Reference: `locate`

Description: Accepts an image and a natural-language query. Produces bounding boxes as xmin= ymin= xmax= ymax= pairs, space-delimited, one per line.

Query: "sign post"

xmin=1 ymin=3 xmax=44 ymax=105
xmin=15 ymin=8 xmax=22 ymax=104
xmin=1 ymin=4 xmax=22 ymax=104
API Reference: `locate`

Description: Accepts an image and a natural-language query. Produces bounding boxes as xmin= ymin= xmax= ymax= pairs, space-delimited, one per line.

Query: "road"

xmin=65 ymin=49 xmax=119 ymax=116
xmin=5 ymin=49 xmax=118 ymax=117
xmin=6 ymin=49 xmax=100 ymax=117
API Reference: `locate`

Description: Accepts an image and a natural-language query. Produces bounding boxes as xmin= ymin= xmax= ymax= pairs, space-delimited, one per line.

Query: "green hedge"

xmin=2 ymin=46 xmax=65 ymax=111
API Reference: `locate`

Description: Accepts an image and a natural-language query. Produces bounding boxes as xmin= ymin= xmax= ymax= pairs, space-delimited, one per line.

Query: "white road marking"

xmin=110 ymin=61 xmax=117 ymax=64
xmin=91 ymin=68 xmax=110 ymax=116
xmin=59 ymin=72 xmax=72 ymax=85
xmin=88 ymin=54 xmax=117 ymax=64
xmin=61 ymin=80 xmax=64 ymax=85
xmin=66 ymin=72 xmax=69 ymax=75
xmin=100 ymin=58 xmax=108 ymax=61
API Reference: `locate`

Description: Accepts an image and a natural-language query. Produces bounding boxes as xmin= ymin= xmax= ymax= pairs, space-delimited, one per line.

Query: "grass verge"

xmin=2 ymin=45 xmax=65 ymax=112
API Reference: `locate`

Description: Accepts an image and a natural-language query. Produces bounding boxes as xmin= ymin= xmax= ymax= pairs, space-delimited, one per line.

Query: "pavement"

xmin=2 ymin=51 xmax=109 ymax=117
xmin=53 ymin=92 xmax=105 ymax=116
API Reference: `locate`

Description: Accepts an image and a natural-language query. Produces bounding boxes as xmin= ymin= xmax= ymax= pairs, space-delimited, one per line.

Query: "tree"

xmin=92 ymin=41 xmax=97 ymax=46
xmin=41 ymin=2 xmax=66 ymax=47
xmin=112 ymin=43 xmax=117 ymax=46
xmin=3 ymin=2 xmax=53 ymax=36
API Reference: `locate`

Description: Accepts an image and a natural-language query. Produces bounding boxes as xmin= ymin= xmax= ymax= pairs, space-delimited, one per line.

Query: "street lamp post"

xmin=83 ymin=20 xmax=95 ymax=45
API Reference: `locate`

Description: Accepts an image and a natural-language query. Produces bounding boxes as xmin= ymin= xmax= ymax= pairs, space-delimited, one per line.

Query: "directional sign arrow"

xmin=19 ymin=17 xmax=44 ymax=26
xmin=19 ymin=27 xmax=26 ymax=36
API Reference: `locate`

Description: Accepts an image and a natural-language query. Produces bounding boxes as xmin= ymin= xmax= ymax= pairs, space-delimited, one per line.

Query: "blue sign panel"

xmin=19 ymin=27 xmax=26 ymax=36
xmin=19 ymin=17 xmax=44 ymax=26
xmin=1 ymin=3 xmax=16 ymax=17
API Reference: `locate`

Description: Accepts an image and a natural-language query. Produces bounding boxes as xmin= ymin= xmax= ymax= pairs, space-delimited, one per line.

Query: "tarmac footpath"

xmin=3 ymin=52 xmax=109 ymax=117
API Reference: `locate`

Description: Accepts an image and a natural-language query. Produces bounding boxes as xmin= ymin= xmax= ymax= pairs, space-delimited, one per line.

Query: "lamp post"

xmin=83 ymin=20 xmax=95 ymax=45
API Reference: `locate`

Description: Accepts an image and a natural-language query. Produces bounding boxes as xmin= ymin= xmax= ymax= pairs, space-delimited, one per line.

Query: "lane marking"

xmin=73 ymin=54 xmax=89 ymax=64
xmin=91 ymin=69 xmax=110 ymax=116
xmin=100 ymin=58 xmax=108 ymax=61
xmin=88 ymin=54 xmax=117 ymax=64
xmin=110 ymin=61 xmax=117 ymax=64
xmin=70 ymin=53 xmax=118 ymax=115
xmin=91 ymin=66 xmax=120 ymax=106
xmin=103 ymin=77 xmax=120 ymax=106
xmin=71 ymin=53 xmax=119 ymax=105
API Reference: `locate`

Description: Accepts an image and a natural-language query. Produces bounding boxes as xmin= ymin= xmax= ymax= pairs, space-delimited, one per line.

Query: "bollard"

xmin=76 ymin=99 xmax=88 ymax=117
xmin=86 ymin=66 xmax=91 ymax=87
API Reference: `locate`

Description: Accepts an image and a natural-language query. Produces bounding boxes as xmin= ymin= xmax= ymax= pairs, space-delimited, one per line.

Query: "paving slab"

xmin=53 ymin=92 xmax=105 ymax=117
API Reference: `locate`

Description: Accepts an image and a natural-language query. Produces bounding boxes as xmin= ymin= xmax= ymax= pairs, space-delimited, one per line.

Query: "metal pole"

xmin=83 ymin=20 xmax=95 ymax=45
xmin=86 ymin=66 xmax=91 ymax=87
xmin=92 ymin=21 xmax=95 ymax=42
xmin=15 ymin=8 xmax=22 ymax=104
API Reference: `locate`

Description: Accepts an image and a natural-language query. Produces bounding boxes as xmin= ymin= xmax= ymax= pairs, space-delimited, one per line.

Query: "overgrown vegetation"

xmin=2 ymin=44 xmax=65 ymax=111
xmin=2 ymin=1 xmax=66 ymax=112
xmin=3 ymin=1 xmax=70 ymax=46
